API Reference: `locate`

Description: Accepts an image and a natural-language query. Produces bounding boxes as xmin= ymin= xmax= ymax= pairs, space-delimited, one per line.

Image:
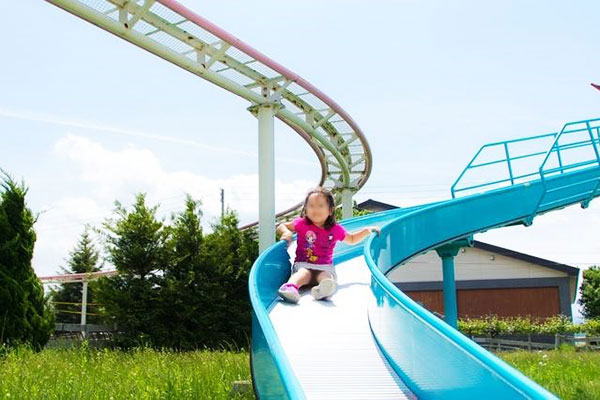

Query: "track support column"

xmin=341 ymin=188 xmax=353 ymax=220
xmin=81 ymin=280 xmax=88 ymax=337
xmin=249 ymin=102 xmax=281 ymax=253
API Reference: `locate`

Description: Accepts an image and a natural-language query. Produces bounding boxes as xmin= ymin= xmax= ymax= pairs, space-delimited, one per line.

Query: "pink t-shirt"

xmin=293 ymin=217 xmax=347 ymax=265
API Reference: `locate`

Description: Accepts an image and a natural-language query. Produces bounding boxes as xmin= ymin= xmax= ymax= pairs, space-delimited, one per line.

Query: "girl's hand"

xmin=281 ymin=231 xmax=293 ymax=245
xmin=370 ymin=226 xmax=381 ymax=236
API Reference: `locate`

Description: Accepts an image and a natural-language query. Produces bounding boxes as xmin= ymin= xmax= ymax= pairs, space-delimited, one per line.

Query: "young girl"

xmin=276 ymin=187 xmax=380 ymax=303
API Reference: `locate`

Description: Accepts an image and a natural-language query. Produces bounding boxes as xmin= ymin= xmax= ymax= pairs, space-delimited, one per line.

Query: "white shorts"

xmin=292 ymin=262 xmax=337 ymax=281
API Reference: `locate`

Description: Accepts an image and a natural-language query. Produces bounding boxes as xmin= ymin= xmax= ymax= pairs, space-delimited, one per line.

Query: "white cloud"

xmin=32 ymin=134 xmax=315 ymax=277
xmin=0 ymin=106 xmax=313 ymax=167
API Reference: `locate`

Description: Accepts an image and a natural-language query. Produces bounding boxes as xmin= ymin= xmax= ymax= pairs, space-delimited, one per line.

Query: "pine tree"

xmin=0 ymin=172 xmax=54 ymax=350
xmin=102 ymin=194 xmax=170 ymax=279
xmin=202 ymin=209 xmax=258 ymax=348
xmin=94 ymin=194 xmax=259 ymax=350
xmin=50 ymin=229 xmax=101 ymax=324
xmin=94 ymin=194 xmax=169 ymax=347
xmin=158 ymin=195 xmax=208 ymax=349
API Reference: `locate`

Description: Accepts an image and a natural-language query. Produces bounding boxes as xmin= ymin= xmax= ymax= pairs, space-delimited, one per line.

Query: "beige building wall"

xmin=387 ymin=247 xmax=567 ymax=282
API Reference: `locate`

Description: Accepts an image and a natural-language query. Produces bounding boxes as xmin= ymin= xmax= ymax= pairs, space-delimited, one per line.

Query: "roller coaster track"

xmin=45 ymin=0 xmax=372 ymax=232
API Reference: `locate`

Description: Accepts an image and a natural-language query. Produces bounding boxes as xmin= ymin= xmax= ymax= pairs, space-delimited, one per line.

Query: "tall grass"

xmin=499 ymin=345 xmax=600 ymax=400
xmin=0 ymin=342 xmax=254 ymax=399
xmin=5 ymin=341 xmax=597 ymax=399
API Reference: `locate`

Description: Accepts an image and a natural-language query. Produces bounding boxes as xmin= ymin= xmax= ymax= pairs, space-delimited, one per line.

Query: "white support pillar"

xmin=255 ymin=104 xmax=277 ymax=253
xmin=341 ymin=188 xmax=353 ymax=220
xmin=81 ymin=280 xmax=88 ymax=336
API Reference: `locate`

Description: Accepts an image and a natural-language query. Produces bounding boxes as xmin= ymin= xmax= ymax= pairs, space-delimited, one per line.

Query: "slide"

xmin=43 ymin=1 xmax=600 ymax=398
xmin=250 ymin=118 xmax=600 ymax=399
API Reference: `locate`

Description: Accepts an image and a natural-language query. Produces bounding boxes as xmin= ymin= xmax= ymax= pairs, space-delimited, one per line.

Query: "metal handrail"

xmin=531 ymin=118 xmax=600 ymax=220
xmin=452 ymin=118 xmax=600 ymax=203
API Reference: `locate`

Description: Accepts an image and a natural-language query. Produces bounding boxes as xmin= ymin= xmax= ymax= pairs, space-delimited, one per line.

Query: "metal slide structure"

xmin=252 ymin=118 xmax=600 ymax=399
xmin=44 ymin=1 xmax=600 ymax=398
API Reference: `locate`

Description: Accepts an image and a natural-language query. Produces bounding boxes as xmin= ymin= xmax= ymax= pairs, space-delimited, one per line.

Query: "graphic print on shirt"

xmin=305 ymin=230 xmax=318 ymax=263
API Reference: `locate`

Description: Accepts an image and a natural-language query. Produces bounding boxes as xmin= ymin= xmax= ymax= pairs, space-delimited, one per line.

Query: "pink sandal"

xmin=278 ymin=283 xmax=300 ymax=303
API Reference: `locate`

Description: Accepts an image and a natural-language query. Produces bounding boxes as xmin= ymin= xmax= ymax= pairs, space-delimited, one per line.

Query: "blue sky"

xmin=1 ymin=1 xmax=599 ymax=319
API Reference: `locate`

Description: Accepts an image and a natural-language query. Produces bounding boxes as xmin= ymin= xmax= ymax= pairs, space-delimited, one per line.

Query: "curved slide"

xmin=250 ymin=118 xmax=600 ymax=399
xmin=43 ymin=1 xmax=600 ymax=398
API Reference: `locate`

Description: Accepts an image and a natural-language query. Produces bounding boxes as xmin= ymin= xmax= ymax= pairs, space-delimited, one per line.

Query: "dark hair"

xmin=300 ymin=187 xmax=336 ymax=230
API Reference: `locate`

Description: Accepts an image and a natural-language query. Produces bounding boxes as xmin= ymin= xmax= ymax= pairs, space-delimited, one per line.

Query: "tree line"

xmin=1 ymin=170 xmax=600 ymax=352
xmin=1 ymin=171 xmax=257 ymax=351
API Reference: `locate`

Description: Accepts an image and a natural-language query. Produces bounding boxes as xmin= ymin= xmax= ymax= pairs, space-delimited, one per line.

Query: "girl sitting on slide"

xmin=276 ymin=187 xmax=380 ymax=303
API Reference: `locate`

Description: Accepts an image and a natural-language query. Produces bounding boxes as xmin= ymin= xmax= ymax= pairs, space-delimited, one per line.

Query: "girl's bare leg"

xmin=311 ymin=270 xmax=337 ymax=300
xmin=314 ymin=270 xmax=334 ymax=284
xmin=288 ymin=268 xmax=315 ymax=288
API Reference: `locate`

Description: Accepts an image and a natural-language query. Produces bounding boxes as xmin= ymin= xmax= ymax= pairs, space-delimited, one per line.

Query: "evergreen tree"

xmin=202 ymin=209 xmax=258 ymax=348
xmin=102 ymin=194 xmax=170 ymax=279
xmin=0 ymin=172 xmax=54 ymax=350
xmin=50 ymin=229 xmax=102 ymax=324
xmin=95 ymin=194 xmax=169 ymax=347
xmin=579 ymin=266 xmax=600 ymax=319
xmin=158 ymin=195 xmax=208 ymax=349
xmin=94 ymin=194 xmax=259 ymax=350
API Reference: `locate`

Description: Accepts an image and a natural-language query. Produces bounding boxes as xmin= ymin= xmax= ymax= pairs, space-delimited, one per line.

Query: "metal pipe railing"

xmin=452 ymin=118 xmax=600 ymax=202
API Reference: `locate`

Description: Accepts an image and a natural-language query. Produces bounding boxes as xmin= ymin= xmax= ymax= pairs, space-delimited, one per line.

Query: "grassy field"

xmin=2 ymin=342 xmax=598 ymax=399
xmin=0 ymin=343 xmax=254 ymax=400
xmin=499 ymin=345 xmax=600 ymax=400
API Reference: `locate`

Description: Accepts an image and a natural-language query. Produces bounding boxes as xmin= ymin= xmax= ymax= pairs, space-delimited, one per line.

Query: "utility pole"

xmin=220 ymin=188 xmax=225 ymax=220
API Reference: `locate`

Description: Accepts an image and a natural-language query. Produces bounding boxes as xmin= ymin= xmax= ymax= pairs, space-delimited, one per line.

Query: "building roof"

xmin=356 ymin=199 xmax=399 ymax=212
xmin=357 ymin=198 xmax=579 ymax=275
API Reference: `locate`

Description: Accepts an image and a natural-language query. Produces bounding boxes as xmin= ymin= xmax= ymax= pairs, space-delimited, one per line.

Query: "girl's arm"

xmin=343 ymin=226 xmax=380 ymax=245
xmin=277 ymin=221 xmax=296 ymax=243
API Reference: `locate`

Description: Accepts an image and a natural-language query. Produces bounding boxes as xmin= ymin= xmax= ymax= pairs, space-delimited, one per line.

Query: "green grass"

xmin=4 ymin=342 xmax=597 ymax=399
xmin=0 ymin=343 xmax=254 ymax=400
xmin=498 ymin=345 xmax=600 ymax=400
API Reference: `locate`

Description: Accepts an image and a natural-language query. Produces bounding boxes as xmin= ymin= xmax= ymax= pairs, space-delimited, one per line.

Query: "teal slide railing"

xmin=250 ymin=117 xmax=600 ymax=399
